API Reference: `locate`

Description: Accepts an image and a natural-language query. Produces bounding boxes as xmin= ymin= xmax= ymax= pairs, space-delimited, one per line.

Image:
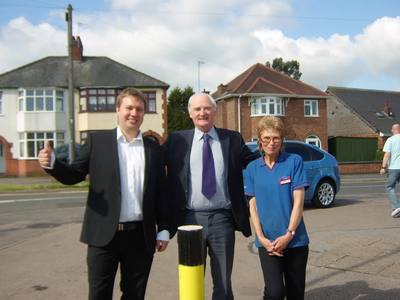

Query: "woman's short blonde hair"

xmin=256 ymin=116 xmax=285 ymax=151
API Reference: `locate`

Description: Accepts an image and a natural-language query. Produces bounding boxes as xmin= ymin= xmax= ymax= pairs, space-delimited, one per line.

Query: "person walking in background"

xmin=380 ymin=123 xmax=400 ymax=218
xmin=163 ymin=92 xmax=258 ymax=300
xmin=38 ymin=87 xmax=169 ymax=300
xmin=245 ymin=116 xmax=309 ymax=300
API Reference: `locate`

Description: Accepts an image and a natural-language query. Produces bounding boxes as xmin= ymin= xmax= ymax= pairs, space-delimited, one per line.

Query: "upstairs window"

xmin=304 ymin=100 xmax=318 ymax=117
xmin=142 ymin=91 xmax=156 ymax=113
xmin=18 ymin=89 xmax=64 ymax=112
xmin=251 ymin=97 xmax=284 ymax=116
xmin=80 ymin=88 xmax=121 ymax=112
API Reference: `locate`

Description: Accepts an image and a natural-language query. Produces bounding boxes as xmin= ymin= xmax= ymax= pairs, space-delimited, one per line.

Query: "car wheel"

xmin=311 ymin=179 xmax=336 ymax=208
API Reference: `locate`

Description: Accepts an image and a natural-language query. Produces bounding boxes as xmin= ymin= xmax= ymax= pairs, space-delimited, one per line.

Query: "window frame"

xmin=304 ymin=135 xmax=322 ymax=149
xmin=251 ymin=97 xmax=285 ymax=116
xmin=142 ymin=91 xmax=157 ymax=113
xmin=0 ymin=92 xmax=3 ymax=114
xmin=19 ymin=132 xmax=65 ymax=159
xmin=79 ymin=88 xmax=121 ymax=112
xmin=304 ymin=99 xmax=319 ymax=117
xmin=18 ymin=89 xmax=64 ymax=112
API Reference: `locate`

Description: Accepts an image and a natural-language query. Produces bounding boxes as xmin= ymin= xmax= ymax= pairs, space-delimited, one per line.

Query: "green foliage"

xmin=266 ymin=57 xmax=302 ymax=80
xmin=375 ymin=150 xmax=385 ymax=161
xmin=167 ymin=85 xmax=195 ymax=133
xmin=0 ymin=182 xmax=89 ymax=191
xmin=54 ymin=143 xmax=82 ymax=164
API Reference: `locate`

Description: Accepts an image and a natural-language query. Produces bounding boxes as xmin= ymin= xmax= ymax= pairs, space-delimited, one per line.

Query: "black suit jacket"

xmin=45 ymin=129 xmax=169 ymax=253
xmin=163 ymin=127 xmax=258 ymax=238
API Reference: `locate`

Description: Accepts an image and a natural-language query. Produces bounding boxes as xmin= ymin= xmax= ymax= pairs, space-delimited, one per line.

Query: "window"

xmin=284 ymin=142 xmax=313 ymax=162
xmin=142 ymin=91 xmax=156 ymax=113
xmin=305 ymin=135 xmax=322 ymax=149
xmin=18 ymin=89 xmax=64 ymax=112
xmin=251 ymin=97 xmax=284 ymax=116
xmin=19 ymin=132 xmax=65 ymax=158
xmin=0 ymin=92 xmax=2 ymax=114
xmin=304 ymin=100 xmax=318 ymax=117
xmin=80 ymin=130 xmax=99 ymax=144
xmin=284 ymin=142 xmax=324 ymax=161
xmin=79 ymin=88 xmax=120 ymax=112
xmin=80 ymin=131 xmax=89 ymax=144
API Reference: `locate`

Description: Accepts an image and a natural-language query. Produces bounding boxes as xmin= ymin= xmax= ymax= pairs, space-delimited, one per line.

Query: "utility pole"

xmin=198 ymin=61 xmax=204 ymax=93
xmin=66 ymin=4 xmax=75 ymax=162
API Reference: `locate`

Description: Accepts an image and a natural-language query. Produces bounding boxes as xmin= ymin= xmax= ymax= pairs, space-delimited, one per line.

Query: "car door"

xmin=283 ymin=142 xmax=321 ymax=200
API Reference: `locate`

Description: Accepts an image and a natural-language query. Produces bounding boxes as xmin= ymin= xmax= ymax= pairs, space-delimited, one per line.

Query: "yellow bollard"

xmin=178 ymin=225 xmax=204 ymax=300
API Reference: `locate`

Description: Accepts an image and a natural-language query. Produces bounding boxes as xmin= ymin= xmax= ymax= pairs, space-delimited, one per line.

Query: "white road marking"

xmin=0 ymin=196 xmax=84 ymax=204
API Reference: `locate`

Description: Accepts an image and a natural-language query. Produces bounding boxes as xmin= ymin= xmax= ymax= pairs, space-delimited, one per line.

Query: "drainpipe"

xmin=237 ymin=93 xmax=247 ymax=134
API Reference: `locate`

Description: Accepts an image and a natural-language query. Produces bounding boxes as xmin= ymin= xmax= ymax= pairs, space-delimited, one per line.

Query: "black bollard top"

xmin=177 ymin=225 xmax=204 ymax=267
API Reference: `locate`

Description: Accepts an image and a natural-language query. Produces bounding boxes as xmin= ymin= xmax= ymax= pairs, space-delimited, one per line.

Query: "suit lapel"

xmin=143 ymin=137 xmax=151 ymax=194
xmin=110 ymin=128 xmax=121 ymax=188
xmin=216 ymin=127 xmax=229 ymax=171
xmin=183 ymin=129 xmax=195 ymax=176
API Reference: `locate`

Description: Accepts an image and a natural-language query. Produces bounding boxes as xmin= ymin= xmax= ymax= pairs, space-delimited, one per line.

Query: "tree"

xmin=266 ymin=58 xmax=302 ymax=80
xmin=53 ymin=143 xmax=82 ymax=164
xmin=167 ymin=85 xmax=195 ymax=133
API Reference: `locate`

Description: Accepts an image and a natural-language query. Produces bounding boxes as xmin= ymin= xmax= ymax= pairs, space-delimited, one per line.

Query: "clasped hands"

xmin=260 ymin=234 xmax=293 ymax=257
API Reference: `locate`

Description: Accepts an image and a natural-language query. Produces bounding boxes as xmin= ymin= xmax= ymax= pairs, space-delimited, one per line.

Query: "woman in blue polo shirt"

xmin=245 ymin=116 xmax=309 ymax=300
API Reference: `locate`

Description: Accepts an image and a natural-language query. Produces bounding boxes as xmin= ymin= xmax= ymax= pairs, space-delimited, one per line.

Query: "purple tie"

xmin=202 ymin=134 xmax=216 ymax=200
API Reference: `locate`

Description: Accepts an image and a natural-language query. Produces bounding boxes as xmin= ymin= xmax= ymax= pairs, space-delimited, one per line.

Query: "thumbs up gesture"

xmin=38 ymin=141 xmax=53 ymax=167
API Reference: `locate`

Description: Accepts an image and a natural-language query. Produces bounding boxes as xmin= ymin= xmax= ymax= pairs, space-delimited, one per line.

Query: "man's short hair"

xmin=116 ymin=88 xmax=147 ymax=110
xmin=187 ymin=93 xmax=217 ymax=113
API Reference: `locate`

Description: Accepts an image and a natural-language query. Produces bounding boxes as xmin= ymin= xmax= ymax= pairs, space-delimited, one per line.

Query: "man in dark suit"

xmin=163 ymin=92 xmax=258 ymax=300
xmin=38 ymin=88 xmax=169 ymax=300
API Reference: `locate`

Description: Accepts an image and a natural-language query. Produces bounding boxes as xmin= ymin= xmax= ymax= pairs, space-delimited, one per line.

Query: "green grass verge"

xmin=0 ymin=182 xmax=90 ymax=191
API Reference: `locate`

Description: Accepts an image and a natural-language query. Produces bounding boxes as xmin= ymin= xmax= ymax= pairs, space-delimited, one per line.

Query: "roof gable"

xmin=327 ymin=86 xmax=400 ymax=134
xmin=212 ymin=62 xmax=328 ymax=98
xmin=0 ymin=56 xmax=169 ymax=89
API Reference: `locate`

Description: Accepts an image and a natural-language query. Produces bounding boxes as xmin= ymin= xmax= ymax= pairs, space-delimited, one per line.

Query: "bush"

xmin=54 ymin=143 xmax=82 ymax=164
xmin=375 ymin=150 xmax=385 ymax=161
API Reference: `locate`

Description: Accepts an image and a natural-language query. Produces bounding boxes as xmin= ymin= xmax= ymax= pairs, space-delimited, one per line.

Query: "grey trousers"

xmin=183 ymin=209 xmax=236 ymax=300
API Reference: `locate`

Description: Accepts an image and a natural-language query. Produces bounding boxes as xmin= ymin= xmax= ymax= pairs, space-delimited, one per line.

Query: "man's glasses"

xmin=259 ymin=137 xmax=282 ymax=144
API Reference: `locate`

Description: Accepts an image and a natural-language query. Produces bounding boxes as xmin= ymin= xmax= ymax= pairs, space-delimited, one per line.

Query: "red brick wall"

xmin=5 ymin=159 xmax=47 ymax=177
xmin=226 ymin=98 xmax=238 ymax=130
xmin=216 ymin=97 xmax=328 ymax=151
xmin=240 ymin=97 xmax=253 ymax=140
xmin=339 ymin=162 xmax=381 ymax=174
xmin=215 ymin=100 xmax=224 ymax=128
xmin=19 ymin=160 xmax=48 ymax=176
xmin=284 ymin=98 xmax=328 ymax=151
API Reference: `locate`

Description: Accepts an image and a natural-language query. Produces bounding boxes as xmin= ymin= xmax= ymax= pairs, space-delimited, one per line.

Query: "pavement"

xmin=1 ymin=173 xmax=400 ymax=300
xmin=0 ymin=172 xmax=387 ymax=186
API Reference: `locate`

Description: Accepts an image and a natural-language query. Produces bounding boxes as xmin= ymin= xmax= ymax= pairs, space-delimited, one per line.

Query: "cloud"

xmin=0 ymin=17 xmax=65 ymax=72
xmin=355 ymin=16 xmax=400 ymax=77
xmin=0 ymin=0 xmax=399 ymax=94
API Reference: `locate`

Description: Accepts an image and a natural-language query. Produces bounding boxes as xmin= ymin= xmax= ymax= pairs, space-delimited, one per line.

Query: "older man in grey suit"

xmin=163 ymin=92 xmax=258 ymax=300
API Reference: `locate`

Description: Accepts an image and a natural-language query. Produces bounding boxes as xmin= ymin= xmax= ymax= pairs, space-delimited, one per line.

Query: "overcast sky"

xmin=0 ymin=0 xmax=399 ymax=94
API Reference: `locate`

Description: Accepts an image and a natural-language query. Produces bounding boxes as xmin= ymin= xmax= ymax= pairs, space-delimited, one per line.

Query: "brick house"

xmin=211 ymin=63 xmax=331 ymax=150
xmin=327 ymin=86 xmax=400 ymax=173
xmin=0 ymin=36 xmax=169 ymax=176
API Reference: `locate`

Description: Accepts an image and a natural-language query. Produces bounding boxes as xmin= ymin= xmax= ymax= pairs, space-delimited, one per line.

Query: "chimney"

xmin=381 ymin=100 xmax=393 ymax=116
xmin=218 ymin=84 xmax=228 ymax=95
xmin=72 ymin=36 xmax=83 ymax=61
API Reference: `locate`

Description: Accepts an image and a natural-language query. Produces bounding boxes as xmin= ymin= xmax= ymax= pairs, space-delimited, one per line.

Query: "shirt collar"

xmin=117 ymin=126 xmax=143 ymax=143
xmin=260 ymin=151 xmax=285 ymax=166
xmin=194 ymin=126 xmax=218 ymax=141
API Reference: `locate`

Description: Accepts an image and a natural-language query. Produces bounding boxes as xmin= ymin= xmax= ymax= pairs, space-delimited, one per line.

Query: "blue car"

xmin=244 ymin=141 xmax=340 ymax=208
